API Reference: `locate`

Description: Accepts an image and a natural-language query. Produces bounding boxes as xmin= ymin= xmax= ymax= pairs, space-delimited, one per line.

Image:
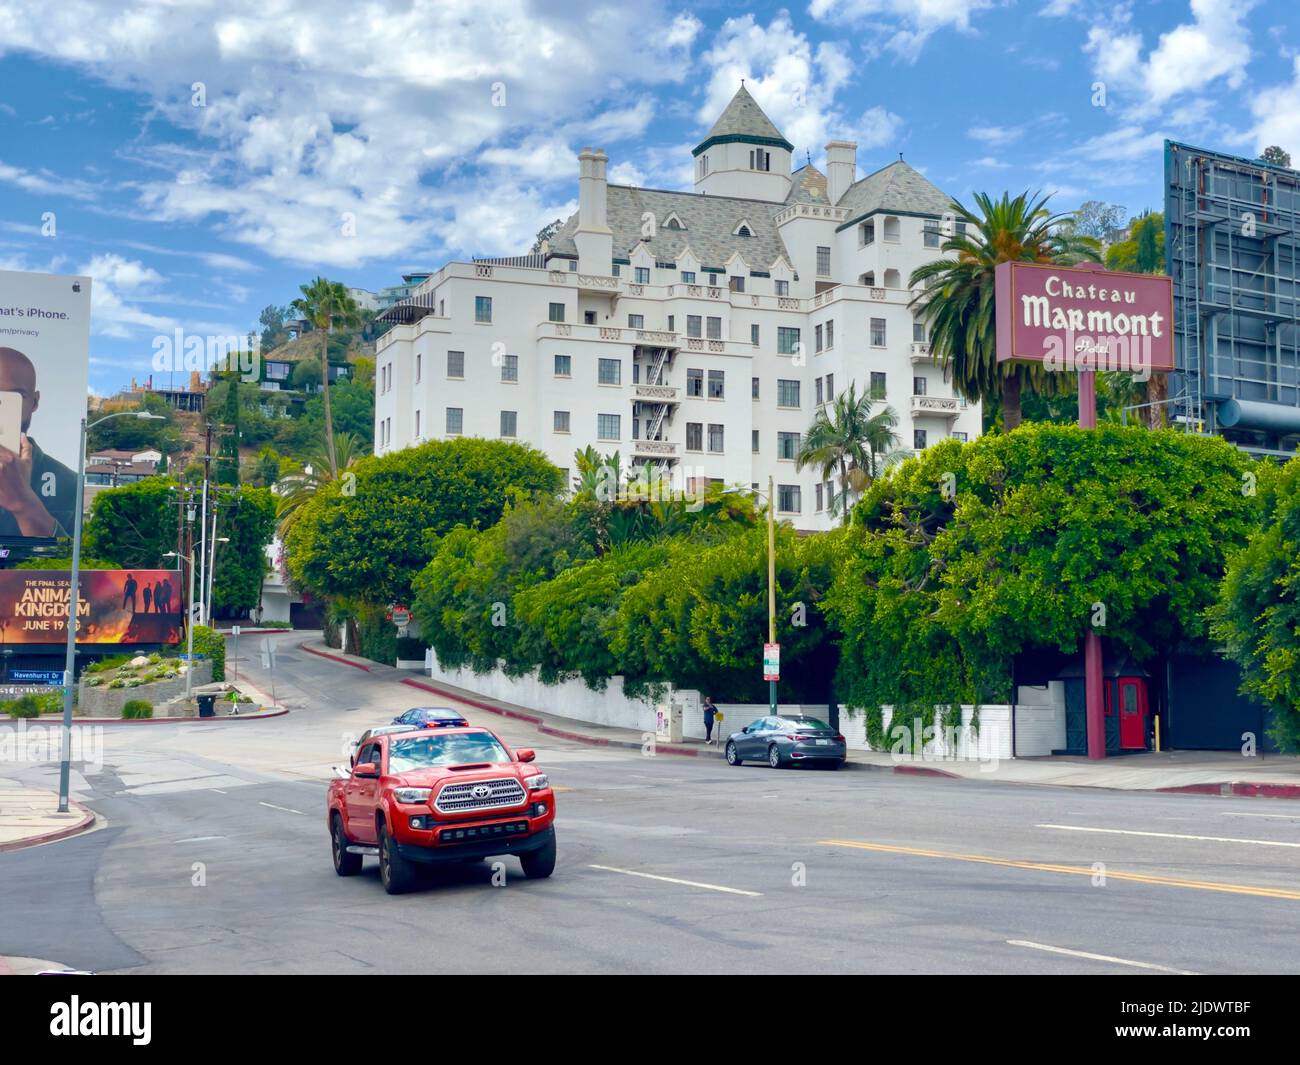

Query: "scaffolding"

xmin=1164 ymin=140 xmax=1300 ymax=455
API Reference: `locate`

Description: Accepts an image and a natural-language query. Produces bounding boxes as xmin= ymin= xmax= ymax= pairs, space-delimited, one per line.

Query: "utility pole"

xmin=767 ymin=474 xmax=777 ymax=715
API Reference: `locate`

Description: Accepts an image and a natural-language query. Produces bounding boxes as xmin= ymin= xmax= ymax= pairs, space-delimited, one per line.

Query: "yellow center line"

xmin=819 ymin=839 xmax=1300 ymax=901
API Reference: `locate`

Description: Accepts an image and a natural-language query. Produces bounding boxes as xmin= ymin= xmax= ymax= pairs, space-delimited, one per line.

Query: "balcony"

xmin=631 ymin=439 xmax=679 ymax=459
xmin=910 ymin=342 xmax=938 ymax=365
xmin=634 ymin=384 xmax=680 ymax=402
xmin=910 ymin=394 xmax=961 ymax=421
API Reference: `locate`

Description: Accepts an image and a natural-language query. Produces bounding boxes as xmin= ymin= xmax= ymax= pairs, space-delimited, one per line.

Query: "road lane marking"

xmin=588 ymin=864 xmax=761 ymax=897
xmin=819 ymin=839 xmax=1300 ymax=901
xmin=174 ymin=836 xmax=225 ymax=844
xmin=1007 ymin=940 xmax=1198 ymax=975
xmin=259 ymin=802 xmax=304 ymax=815
xmin=1037 ymin=824 xmax=1300 ymax=849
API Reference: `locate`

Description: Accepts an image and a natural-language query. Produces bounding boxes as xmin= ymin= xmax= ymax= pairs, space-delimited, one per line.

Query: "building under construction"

xmin=1165 ymin=141 xmax=1300 ymax=457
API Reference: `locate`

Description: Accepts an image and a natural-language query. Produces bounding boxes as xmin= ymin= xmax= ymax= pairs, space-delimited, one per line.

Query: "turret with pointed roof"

xmin=692 ymin=84 xmax=793 ymax=203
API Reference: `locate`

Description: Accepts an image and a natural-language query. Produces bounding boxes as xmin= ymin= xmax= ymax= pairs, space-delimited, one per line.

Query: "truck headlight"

xmin=393 ymin=787 xmax=433 ymax=804
xmin=524 ymin=774 xmax=549 ymax=791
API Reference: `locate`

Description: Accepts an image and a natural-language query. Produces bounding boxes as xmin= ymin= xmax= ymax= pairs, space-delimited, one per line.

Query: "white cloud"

xmin=808 ymin=0 xmax=995 ymax=61
xmin=969 ymin=125 xmax=1023 ymax=147
xmin=972 ymin=156 xmax=1010 ymax=169
xmin=78 ymin=253 xmax=173 ymax=338
xmin=1250 ymin=56 xmax=1300 ymax=158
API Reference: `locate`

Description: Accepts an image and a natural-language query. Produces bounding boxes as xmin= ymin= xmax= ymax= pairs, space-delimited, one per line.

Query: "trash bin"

xmin=197 ymin=693 xmax=217 ymax=719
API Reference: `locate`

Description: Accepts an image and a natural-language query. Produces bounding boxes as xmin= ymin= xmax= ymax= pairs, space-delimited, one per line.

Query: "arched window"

xmin=859 ymin=272 xmax=875 ymax=286
xmin=883 ymin=216 xmax=901 ymax=242
xmin=883 ymin=269 xmax=901 ymax=288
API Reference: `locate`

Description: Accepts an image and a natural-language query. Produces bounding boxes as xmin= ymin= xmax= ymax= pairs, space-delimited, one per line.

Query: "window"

xmin=816 ymin=483 xmax=824 ymax=511
xmin=500 ymin=411 xmax=517 ymax=437
xmin=815 ymin=324 xmax=823 ymax=353
xmin=913 ymin=429 xmax=927 ymax=450
xmin=664 ymin=214 xmax=684 ymax=231
xmin=415 ymin=353 xmax=422 ymax=382
xmin=631 ymin=418 xmax=640 ymax=439
xmin=635 ymin=267 xmax=650 ymax=285
xmin=597 ymin=413 xmax=621 ymax=441
xmin=681 ymin=271 xmax=696 ymax=284
xmin=778 ymin=484 xmax=802 ymax=513
xmin=447 ymin=351 xmax=464 ymax=378
xmin=707 ymin=369 xmax=725 ymax=398
xmin=816 ymin=246 xmax=831 ymax=276
xmin=913 ymin=377 xmax=927 ymax=396
xmin=553 ymin=410 xmax=571 ymax=433
xmin=924 ymin=221 xmax=941 ymax=248
xmin=554 ymin=354 xmax=571 ymax=377
xmin=860 ymin=221 xmax=875 ymax=246
xmin=686 ymin=422 xmax=703 ymax=451
xmin=667 ymin=314 xmax=675 ymax=332
xmin=612 ymin=263 xmax=621 ymax=276
xmin=777 ymin=379 xmax=801 ymax=408
xmin=549 ymin=302 xmax=565 ymax=323
xmin=475 ymin=296 xmax=492 ymax=323
xmin=825 ymin=320 xmax=834 ymax=349
xmin=870 ymin=317 xmax=886 ymax=347
xmin=775 ymin=279 xmax=789 ymax=296
xmin=569 ymin=260 xmax=577 ymax=271
xmin=687 ymin=368 xmax=703 ymax=397
xmin=632 ymin=363 xmax=640 ymax=384
xmin=883 ymin=216 xmax=901 ymax=242
xmin=913 ymin=320 xmax=927 ymax=343
xmin=706 ymin=316 xmax=722 ymax=340
xmin=826 ymin=373 xmax=834 ymax=399
xmin=501 ymin=353 xmax=519 ymax=382
xmin=628 ymin=314 xmax=644 ymax=329
xmin=748 ymin=149 xmax=770 ymax=172
xmin=584 ymin=310 xmax=597 ymax=325
xmin=778 ymin=431 xmax=800 ymax=460
xmin=730 ymin=275 xmax=744 ymax=292
xmin=752 ymin=429 xmax=760 ymax=453
xmin=816 ymin=377 xmax=824 ymax=405
xmin=598 ymin=358 xmax=622 ymax=385
xmin=687 ymin=315 xmax=702 ymax=338
xmin=708 ymin=272 xmax=721 ymax=288
xmin=415 ymin=410 xmax=421 ymax=438
xmin=751 ymin=323 xmax=760 ymax=346
xmin=869 ymin=372 xmax=885 ymax=399
xmin=777 ymin=327 xmax=801 ymax=355
xmin=751 ymin=376 xmax=760 ymax=400
xmin=953 ymin=431 xmax=968 ymax=442
xmin=708 ymin=424 xmax=724 ymax=453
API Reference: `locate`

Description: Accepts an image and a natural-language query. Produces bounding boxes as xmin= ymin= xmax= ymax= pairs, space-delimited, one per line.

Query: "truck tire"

xmin=520 ymin=828 xmax=557 ymax=879
xmin=331 ymin=814 xmax=362 ymax=876
xmin=378 ymin=822 xmax=415 ymax=895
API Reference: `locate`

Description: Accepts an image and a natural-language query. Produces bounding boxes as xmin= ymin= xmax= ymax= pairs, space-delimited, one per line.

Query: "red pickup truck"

xmin=327 ymin=726 xmax=556 ymax=894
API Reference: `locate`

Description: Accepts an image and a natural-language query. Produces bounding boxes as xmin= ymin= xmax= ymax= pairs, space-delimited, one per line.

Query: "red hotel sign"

xmin=995 ymin=261 xmax=1174 ymax=374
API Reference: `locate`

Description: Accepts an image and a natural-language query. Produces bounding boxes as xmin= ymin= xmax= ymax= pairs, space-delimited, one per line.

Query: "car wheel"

xmin=520 ymin=828 xmax=557 ymax=879
xmin=331 ymin=814 xmax=362 ymax=876
xmin=725 ymin=741 xmax=742 ymax=766
xmin=378 ymin=823 xmax=415 ymax=895
xmin=768 ymin=744 xmax=782 ymax=769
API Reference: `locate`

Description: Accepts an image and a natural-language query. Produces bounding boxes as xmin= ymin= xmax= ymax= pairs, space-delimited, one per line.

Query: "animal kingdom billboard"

xmin=0 ymin=569 xmax=182 ymax=645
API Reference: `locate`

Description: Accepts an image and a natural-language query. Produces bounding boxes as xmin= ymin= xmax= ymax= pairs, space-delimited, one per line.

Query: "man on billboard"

xmin=0 ymin=346 xmax=77 ymax=537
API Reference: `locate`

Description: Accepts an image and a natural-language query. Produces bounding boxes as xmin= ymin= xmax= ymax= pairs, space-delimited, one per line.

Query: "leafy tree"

xmin=215 ymin=375 xmax=241 ymax=485
xmin=1105 ymin=211 xmax=1165 ymax=274
xmin=909 ymin=191 xmax=1102 ymax=431
xmin=291 ymin=278 xmax=361 ymax=476
xmin=252 ymin=446 xmax=280 ymax=488
xmin=796 ymin=382 xmax=903 ymax=523
xmin=1068 ymin=200 xmax=1127 ymax=243
xmin=290 ymin=359 xmax=322 ymax=391
xmin=258 ymin=304 xmax=292 ymax=352
xmin=277 ymin=378 xmax=373 ymax=458
xmin=285 ymin=437 xmax=561 ymax=606
xmin=211 ymin=485 xmax=276 ymax=616
xmin=824 ymin=425 xmax=1262 ymax=739
xmin=87 ymin=394 xmax=183 ymax=455
xmin=531 ymin=218 xmax=563 ymax=253
xmin=83 ymin=478 xmax=178 ymax=568
xmin=1260 ymin=145 xmax=1292 ymax=169
xmin=1210 ymin=457 xmax=1300 ymax=750
xmin=275 ymin=431 xmax=364 ymax=537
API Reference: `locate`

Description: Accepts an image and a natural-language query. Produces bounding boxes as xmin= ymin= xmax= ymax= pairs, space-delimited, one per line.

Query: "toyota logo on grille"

xmin=471 ymin=784 xmax=492 ymax=799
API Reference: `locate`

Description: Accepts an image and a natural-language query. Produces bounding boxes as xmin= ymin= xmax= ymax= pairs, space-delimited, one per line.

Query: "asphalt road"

xmin=2 ymin=632 xmax=1299 ymax=974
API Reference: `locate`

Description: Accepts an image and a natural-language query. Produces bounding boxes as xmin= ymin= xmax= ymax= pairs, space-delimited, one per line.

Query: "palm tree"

xmin=909 ymin=191 xmax=1102 ymax=431
xmin=275 ymin=431 xmax=363 ymax=538
xmin=796 ymin=383 xmax=903 ymax=524
xmin=291 ymin=278 xmax=361 ymax=476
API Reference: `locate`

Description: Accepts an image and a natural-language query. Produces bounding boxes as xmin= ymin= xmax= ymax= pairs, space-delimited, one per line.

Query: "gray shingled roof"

xmin=549 ymin=185 xmax=791 ymax=271
xmin=695 ymin=85 xmax=792 ymax=153
xmin=834 ymin=160 xmax=954 ymax=222
xmin=786 ymin=163 xmax=829 ymax=205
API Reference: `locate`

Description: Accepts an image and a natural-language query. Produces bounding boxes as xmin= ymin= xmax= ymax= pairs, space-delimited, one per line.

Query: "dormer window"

xmin=732 ymin=219 xmax=755 ymax=238
xmin=663 ymin=212 xmax=686 ymax=231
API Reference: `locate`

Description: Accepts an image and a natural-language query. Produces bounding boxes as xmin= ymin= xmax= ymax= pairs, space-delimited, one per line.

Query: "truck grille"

xmin=435 ymin=777 xmax=526 ymax=814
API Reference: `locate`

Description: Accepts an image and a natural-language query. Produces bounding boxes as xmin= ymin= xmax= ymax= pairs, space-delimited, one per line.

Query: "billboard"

xmin=995 ymin=261 xmax=1174 ymax=376
xmin=0 ymin=569 xmax=182 ymax=645
xmin=0 ymin=269 xmax=92 ymax=541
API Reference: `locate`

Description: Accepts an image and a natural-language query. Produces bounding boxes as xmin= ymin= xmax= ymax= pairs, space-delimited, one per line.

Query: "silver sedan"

xmin=725 ymin=715 xmax=847 ymax=769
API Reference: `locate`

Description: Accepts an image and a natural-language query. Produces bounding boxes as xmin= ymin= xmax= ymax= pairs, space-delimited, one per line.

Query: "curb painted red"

xmin=1158 ymin=780 xmax=1300 ymax=800
xmin=892 ymin=764 xmax=961 ymax=779
xmin=401 ymin=676 xmax=705 ymax=757
xmin=0 ymin=800 xmax=95 ymax=854
xmin=68 ymin=707 xmax=289 ymax=724
xmin=299 ymin=643 xmax=371 ymax=671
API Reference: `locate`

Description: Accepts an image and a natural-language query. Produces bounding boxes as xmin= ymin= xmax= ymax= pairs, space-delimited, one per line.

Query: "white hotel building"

xmin=374 ymin=86 xmax=980 ymax=530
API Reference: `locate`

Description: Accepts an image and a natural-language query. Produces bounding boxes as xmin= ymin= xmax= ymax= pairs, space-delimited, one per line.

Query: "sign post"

xmin=994 ymin=260 xmax=1174 ymax=761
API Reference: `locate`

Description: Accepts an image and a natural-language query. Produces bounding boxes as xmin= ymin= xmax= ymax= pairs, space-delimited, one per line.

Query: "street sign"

xmin=763 ymin=642 xmax=780 ymax=682
xmin=232 ymin=625 xmax=242 ymax=636
xmin=260 ymin=638 xmax=277 ymax=669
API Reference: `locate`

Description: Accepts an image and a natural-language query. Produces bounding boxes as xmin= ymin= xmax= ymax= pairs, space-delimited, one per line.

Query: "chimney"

xmin=575 ymin=147 xmax=613 ymax=274
xmin=825 ymin=140 xmax=857 ymax=206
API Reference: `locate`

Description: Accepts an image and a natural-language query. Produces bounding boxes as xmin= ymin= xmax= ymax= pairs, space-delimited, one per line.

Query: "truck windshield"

xmin=388 ymin=732 xmax=512 ymax=771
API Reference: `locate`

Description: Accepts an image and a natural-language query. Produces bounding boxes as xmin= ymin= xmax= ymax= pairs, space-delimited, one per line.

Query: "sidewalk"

xmin=301 ymin=640 xmax=1300 ymax=798
xmin=0 ymin=777 xmax=96 ymax=852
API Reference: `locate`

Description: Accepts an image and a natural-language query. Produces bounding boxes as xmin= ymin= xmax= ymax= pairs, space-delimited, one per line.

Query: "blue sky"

xmin=1 ymin=0 xmax=1298 ymax=396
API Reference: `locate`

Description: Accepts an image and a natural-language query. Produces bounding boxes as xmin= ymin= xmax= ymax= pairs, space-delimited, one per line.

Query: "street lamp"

xmin=59 ymin=410 xmax=165 ymax=813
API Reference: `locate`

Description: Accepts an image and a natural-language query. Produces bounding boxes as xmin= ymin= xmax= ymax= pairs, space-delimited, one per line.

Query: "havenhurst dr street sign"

xmin=994 ymin=261 xmax=1174 ymax=375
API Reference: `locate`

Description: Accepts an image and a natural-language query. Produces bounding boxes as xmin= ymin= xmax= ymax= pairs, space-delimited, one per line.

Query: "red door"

xmin=1118 ymin=678 xmax=1147 ymax=749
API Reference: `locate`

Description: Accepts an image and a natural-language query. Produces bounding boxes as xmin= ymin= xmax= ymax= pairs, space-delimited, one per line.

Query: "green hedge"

xmin=121 ymin=699 xmax=153 ymax=719
xmin=2 ymin=692 xmax=64 ymax=718
xmin=191 ymin=624 xmax=226 ymax=681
